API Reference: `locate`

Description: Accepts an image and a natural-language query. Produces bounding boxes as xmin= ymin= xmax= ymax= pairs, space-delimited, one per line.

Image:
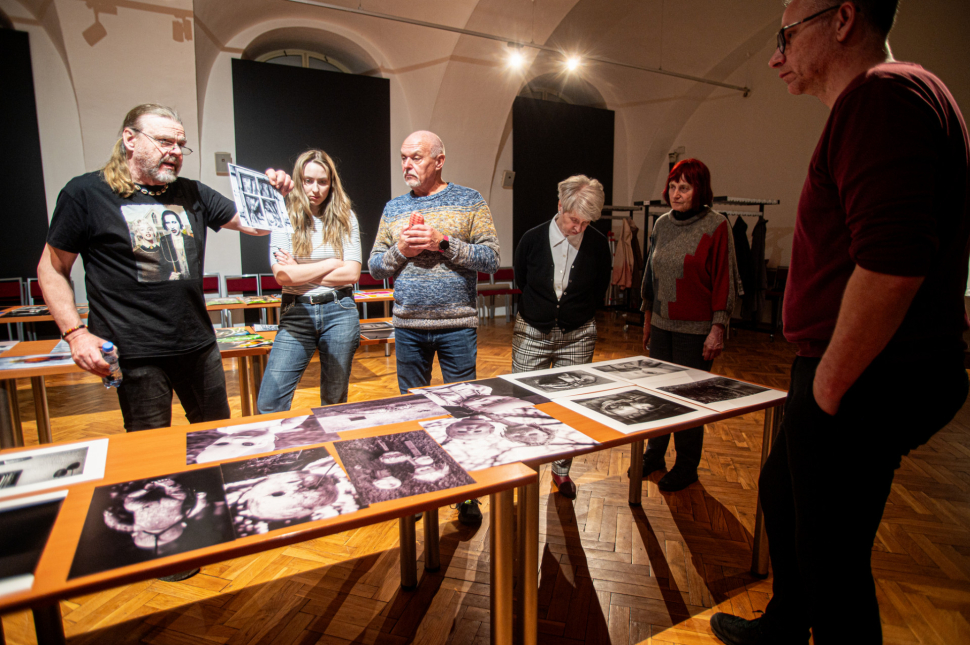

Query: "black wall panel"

xmin=1 ymin=30 xmax=49 ymax=280
xmin=232 ymin=59 xmax=391 ymax=274
xmin=512 ymin=97 xmax=614 ymax=250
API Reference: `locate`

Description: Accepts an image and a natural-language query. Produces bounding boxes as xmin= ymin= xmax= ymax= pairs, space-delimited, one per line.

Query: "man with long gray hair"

xmin=511 ymin=175 xmax=612 ymax=498
xmin=38 ymin=103 xmax=293 ymax=435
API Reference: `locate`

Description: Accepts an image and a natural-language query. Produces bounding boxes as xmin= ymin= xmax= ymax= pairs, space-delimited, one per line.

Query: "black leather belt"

xmin=285 ymin=287 xmax=354 ymax=305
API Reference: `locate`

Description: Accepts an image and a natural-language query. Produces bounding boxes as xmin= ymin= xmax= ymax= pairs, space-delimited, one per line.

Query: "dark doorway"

xmin=231 ymin=59 xmax=391 ymax=274
xmin=511 ymin=97 xmax=614 ymax=250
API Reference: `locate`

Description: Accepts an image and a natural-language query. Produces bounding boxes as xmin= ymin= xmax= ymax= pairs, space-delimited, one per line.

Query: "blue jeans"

xmin=256 ymin=295 xmax=360 ymax=412
xmin=394 ymin=327 xmax=477 ymax=394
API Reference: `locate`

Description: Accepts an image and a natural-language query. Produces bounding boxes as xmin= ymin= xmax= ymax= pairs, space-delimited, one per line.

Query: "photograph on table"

xmin=414 ymin=378 xmax=550 ymax=418
xmin=0 ymin=353 xmax=77 ymax=370
xmin=589 ymin=356 xmax=689 ymax=385
xmin=187 ymin=415 xmax=339 ymax=464
xmin=215 ymin=333 xmax=273 ymax=350
xmin=359 ymin=321 xmax=394 ymax=340
xmin=0 ymin=490 xmax=67 ymax=598
xmin=0 ymin=340 xmax=18 ymax=353
xmin=500 ymin=365 xmax=623 ymax=399
xmin=333 ymin=430 xmax=475 ymax=505
xmin=69 ymin=468 xmax=234 ymax=579
xmin=0 ymin=438 xmax=108 ymax=499
xmin=228 ymin=164 xmax=293 ymax=233
xmin=214 ymin=327 xmax=250 ymax=340
xmin=558 ymin=386 xmax=709 ymax=434
xmin=205 ymin=297 xmax=243 ymax=306
xmin=0 ymin=306 xmax=50 ymax=317
xmin=220 ymin=446 xmax=364 ymax=538
xmin=653 ymin=376 xmax=786 ymax=412
xmin=420 ymin=408 xmax=597 ymax=471
xmin=312 ymin=394 xmax=448 ymax=434
xmin=49 ymin=339 xmax=71 ymax=354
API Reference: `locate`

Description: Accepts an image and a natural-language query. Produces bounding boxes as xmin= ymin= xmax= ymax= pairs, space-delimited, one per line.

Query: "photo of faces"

xmin=312 ymin=395 xmax=448 ymax=434
xmin=186 ymin=415 xmax=339 ymax=465
xmin=120 ymin=205 xmax=198 ymax=283
xmin=589 ymin=357 xmax=689 ymax=384
xmin=420 ymin=407 xmax=597 ymax=471
xmin=228 ymin=164 xmax=293 ymax=233
xmin=558 ymin=386 xmax=710 ymax=435
xmin=655 ymin=376 xmax=784 ymax=412
xmin=415 ymin=378 xmax=550 ymax=418
xmin=501 ymin=366 xmax=622 ymax=399
xmin=69 ymin=468 xmax=234 ymax=579
xmin=220 ymin=446 xmax=364 ymax=538
xmin=333 ymin=430 xmax=475 ymax=505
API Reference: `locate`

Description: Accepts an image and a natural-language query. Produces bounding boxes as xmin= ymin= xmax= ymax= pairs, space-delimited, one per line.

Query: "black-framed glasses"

xmin=776 ymin=4 xmax=839 ymax=55
xmin=131 ymin=128 xmax=193 ymax=156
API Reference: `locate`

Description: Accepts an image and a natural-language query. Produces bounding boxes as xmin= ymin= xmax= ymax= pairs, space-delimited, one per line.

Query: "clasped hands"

xmin=397 ymin=217 xmax=445 ymax=257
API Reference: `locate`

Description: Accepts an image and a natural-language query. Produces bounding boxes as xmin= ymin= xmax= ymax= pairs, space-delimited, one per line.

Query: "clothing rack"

xmin=601 ymin=205 xmax=646 ymax=312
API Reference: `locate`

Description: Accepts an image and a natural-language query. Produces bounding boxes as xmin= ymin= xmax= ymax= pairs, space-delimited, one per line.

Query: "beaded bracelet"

xmin=61 ymin=323 xmax=87 ymax=340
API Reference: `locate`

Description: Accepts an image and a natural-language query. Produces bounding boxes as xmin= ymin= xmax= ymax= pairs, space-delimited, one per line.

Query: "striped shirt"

xmin=269 ymin=213 xmax=361 ymax=296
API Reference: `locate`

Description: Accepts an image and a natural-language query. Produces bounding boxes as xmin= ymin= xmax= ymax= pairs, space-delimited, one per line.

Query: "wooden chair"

xmin=478 ymin=267 xmax=521 ymax=322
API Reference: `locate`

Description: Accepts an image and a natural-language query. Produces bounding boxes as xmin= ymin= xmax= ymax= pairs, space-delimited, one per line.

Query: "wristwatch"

xmin=438 ymin=235 xmax=450 ymax=252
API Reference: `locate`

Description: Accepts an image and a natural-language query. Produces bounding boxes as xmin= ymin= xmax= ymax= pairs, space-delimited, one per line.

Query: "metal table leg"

xmin=399 ymin=515 xmax=418 ymax=589
xmin=0 ymin=378 xmax=24 ymax=449
xmin=514 ymin=475 xmax=538 ymax=645
xmin=31 ymin=376 xmax=53 ymax=444
xmin=238 ymin=357 xmax=252 ymax=416
xmin=751 ymin=404 xmax=784 ymax=577
xmin=628 ymin=440 xmax=644 ymax=506
xmin=490 ymin=489 xmax=514 ymax=645
xmin=423 ymin=507 xmax=440 ymax=571
xmin=32 ymin=603 xmax=65 ymax=645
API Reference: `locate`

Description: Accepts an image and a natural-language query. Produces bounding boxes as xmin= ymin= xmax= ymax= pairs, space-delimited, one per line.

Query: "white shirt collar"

xmin=550 ymin=214 xmax=584 ymax=250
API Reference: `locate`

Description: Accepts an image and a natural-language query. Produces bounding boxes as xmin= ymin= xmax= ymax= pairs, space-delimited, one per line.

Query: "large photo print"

xmin=558 ymin=386 xmax=709 ymax=434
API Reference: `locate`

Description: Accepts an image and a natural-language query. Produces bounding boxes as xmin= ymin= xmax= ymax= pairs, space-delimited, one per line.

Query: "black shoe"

xmin=158 ymin=568 xmax=200 ymax=582
xmin=657 ymin=466 xmax=698 ymax=492
xmin=414 ymin=512 xmax=423 ymax=522
xmin=552 ymin=473 xmax=577 ymax=499
xmin=627 ymin=456 xmax=665 ymax=478
xmin=457 ymin=499 xmax=483 ymax=525
xmin=710 ymin=613 xmax=809 ymax=645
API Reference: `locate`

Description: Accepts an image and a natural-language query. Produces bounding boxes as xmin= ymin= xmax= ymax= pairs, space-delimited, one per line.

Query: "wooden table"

xmin=0 ymin=411 xmax=537 ymax=645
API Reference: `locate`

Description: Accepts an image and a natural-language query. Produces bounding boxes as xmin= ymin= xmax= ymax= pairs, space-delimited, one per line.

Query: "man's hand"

xmin=265 ymin=169 xmax=294 ymax=197
xmin=702 ymin=324 xmax=725 ymax=361
xmin=401 ymin=223 xmax=444 ymax=253
xmin=67 ymin=328 xmax=111 ymax=377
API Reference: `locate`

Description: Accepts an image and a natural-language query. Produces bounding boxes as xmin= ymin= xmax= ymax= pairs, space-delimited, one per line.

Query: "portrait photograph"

xmin=220 ymin=446 xmax=364 ymax=538
xmin=69 ymin=468 xmax=234 ymax=579
xmin=589 ymin=356 xmax=689 ymax=384
xmin=333 ymin=430 xmax=475 ymax=506
xmin=187 ymin=415 xmax=339 ymax=465
xmin=558 ymin=386 xmax=709 ymax=434
xmin=501 ymin=366 xmax=622 ymax=399
xmin=312 ymin=394 xmax=448 ymax=434
xmin=654 ymin=376 xmax=786 ymax=412
xmin=415 ymin=378 xmax=550 ymax=418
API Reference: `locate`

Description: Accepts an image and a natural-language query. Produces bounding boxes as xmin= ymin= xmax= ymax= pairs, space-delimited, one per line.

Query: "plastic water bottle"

xmin=101 ymin=342 xmax=123 ymax=388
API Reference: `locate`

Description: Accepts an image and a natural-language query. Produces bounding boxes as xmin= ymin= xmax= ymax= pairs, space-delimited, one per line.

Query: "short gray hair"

xmin=558 ymin=175 xmax=605 ymax=222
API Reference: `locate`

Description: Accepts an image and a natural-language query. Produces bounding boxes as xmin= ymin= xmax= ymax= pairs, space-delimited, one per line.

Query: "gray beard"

xmin=150 ymin=165 xmax=179 ymax=184
xmin=404 ymin=175 xmax=420 ymax=188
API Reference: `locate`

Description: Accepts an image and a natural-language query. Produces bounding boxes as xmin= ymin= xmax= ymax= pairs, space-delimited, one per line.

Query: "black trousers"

xmin=117 ymin=342 xmax=231 ymax=432
xmin=644 ymin=326 xmax=713 ymax=470
xmin=760 ymin=352 xmax=968 ymax=643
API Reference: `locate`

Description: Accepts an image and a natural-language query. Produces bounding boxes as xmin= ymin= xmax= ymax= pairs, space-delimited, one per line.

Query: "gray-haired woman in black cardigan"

xmin=511 ymin=175 xmax=613 ymax=499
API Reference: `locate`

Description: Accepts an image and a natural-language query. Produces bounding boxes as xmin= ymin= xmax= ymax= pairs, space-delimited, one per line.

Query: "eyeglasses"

xmin=776 ymin=4 xmax=839 ymax=55
xmin=131 ymin=129 xmax=194 ymax=156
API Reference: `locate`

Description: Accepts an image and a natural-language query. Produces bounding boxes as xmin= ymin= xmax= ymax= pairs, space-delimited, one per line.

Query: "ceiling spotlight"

xmin=565 ymin=55 xmax=582 ymax=72
xmin=507 ymin=43 xmax=525 ymax=69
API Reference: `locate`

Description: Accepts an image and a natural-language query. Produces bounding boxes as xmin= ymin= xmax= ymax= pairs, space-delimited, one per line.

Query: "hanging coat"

xmin=611 ymin=218 xmax=635 ymax=289
xmin=742 ymin=217 xmax=768 ymax=321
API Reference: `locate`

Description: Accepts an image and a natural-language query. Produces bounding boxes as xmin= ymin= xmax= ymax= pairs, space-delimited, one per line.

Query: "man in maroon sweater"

xmin=712 ymin=2 xmax=970 ymax=644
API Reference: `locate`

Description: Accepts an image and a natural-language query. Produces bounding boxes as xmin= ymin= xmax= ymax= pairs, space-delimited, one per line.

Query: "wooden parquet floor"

xmin=4 ymin=311 xmax=970 ymax=644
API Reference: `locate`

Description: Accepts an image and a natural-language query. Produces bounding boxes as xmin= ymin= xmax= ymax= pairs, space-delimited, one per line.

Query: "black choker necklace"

xmin=134 ymin=183 xmax=169 ymax=196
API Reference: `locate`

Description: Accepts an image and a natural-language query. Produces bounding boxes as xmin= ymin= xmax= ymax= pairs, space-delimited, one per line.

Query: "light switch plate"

xmin=215 ymin=152 xmax=233 ymax=175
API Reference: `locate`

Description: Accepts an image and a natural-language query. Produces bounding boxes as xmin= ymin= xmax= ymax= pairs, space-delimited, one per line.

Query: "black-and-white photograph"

xmin=120 ymin=204 xmax=199 ymax=282
xmin=187 ymin=415 xmax=339 ymax=465
xmin=333 ymin=430 xmax=475 ymax=505
xmin=420 ymin=408 xmax=597 ymax=471
xmin=312 ymin=395 xmax=447 ymax=433
xmin=653 ymin=376 xmax=785 ymax=412
xmin=360 ymin=321 xmax=394 ymax=340
xmin=0 ymin=439 xmax=107 ymax=498
xmin=228 ymin=163 xmax=292 ymax=233
xmin=558 ymin=386 xmax=710 ymax=434
xmin=220 ymin=446 xmax=364 ymax=538
xmin=214 ymin=328 xmax=249 ymax=340
xmin=590 ymin=357 xmax=689 ymax=383
xmin=0 ymin=490 xmax=67 ymax=598
xmin=68 ymin=468 xmax=234 ymax=579
xmin=501 ymin=366 xmax=622 ymax=399
xmin=415 ymin=378 xmax=550 ymax=418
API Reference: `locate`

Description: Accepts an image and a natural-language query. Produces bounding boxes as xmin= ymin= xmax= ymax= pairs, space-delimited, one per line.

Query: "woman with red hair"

xmin=636 ymin=159 xmax=738 ymax=491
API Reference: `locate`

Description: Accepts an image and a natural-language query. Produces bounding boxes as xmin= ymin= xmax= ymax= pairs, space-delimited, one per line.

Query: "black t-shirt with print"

xmin=47 ymin=172 xmax=237 ymax=359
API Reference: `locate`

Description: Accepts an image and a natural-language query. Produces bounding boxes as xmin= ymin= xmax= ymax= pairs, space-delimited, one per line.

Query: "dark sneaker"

xmin=158 ymin=568 xmax=200 ymax=582
xmin=627 ymin=456 xmax=665 ymax=478
xmin=552 ymin=473 xmax=577 ymax=499
xmin=710 ymin=613 xmax=809 ymax=645
xmin=414 ymin=512 xmax=423 ymax=522
xmin=457 ymin=499 xmax=483 ymax=525
xmin=657 ymin=466 xmax=698 ymax=491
